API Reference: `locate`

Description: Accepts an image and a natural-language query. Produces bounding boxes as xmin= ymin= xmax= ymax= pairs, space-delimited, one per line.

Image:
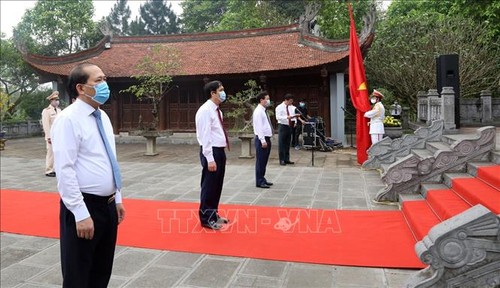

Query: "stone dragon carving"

xmin=363 ymin=120 xmax=444 ymax=170
xmin=405 ymin=204 xmax=500 ymax=288
xmin=375 ymin=126 xmax=496 ymax=202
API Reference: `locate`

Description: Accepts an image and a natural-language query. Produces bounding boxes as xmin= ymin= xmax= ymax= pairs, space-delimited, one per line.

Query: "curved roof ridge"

xmin=113 ymin=24 xmax=301 ymax=43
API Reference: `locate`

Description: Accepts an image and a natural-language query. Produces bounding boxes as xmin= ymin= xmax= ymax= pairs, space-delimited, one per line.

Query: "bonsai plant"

xmin=121 ymin=45 xmax=180 ymax=154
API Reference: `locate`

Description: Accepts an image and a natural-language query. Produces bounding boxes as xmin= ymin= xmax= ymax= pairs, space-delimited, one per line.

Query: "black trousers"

xmin=292 ymin=122 xmax=302 ymax=147
xmin=199 ymin=146 xmax=226 ymax=224
xmin=278 ymin=124 xmax=292 ymax=162
xmin=255 ymin=136 xmax=271 ymax=186
xmin=60 ymin=194 xmax=118 ymax=288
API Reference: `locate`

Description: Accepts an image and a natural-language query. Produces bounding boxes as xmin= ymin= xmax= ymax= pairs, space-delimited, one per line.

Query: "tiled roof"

xmin=23 ymin=24 xmax=361 ymax=78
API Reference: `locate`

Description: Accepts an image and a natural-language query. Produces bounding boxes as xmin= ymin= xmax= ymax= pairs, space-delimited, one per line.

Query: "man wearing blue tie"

xmin=51 ymin=63 xmax=125 ymax=288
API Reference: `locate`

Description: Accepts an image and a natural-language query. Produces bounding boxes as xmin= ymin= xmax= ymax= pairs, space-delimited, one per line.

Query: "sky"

xmin=0 ymin=0 xmax=184 ymax=38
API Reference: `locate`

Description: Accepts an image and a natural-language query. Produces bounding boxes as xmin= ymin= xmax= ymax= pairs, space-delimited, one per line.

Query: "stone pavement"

xmin=1 ymin=135 xmax=420 ymax=288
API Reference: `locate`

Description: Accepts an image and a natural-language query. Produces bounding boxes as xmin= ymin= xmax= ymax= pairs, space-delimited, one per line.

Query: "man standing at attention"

xmin=253 ymin=91 xmax=273 ymax=189
xmin=275 ymin=93 xmax=299 ymax=165
xmin=195 ymin=80 xmax=230 ymax=230
xmin=364 ymin=89 xmax=385 ymax=145
xmin=51 ymin=63 xmax=125 ymax=288
xmin=41 ymin=91 xmax=61 ymax=177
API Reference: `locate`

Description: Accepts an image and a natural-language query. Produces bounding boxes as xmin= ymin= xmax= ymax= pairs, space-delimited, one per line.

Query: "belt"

xmin=82 ymin=192 xmax=116 ymax=204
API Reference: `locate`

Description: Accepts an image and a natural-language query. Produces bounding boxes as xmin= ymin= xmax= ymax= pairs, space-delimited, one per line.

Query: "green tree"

xmin=365 ymin=11 xmax=500 ymax=116
xmin=180 ymin=0 xmax=228 ymax=33
xmin=105 ymin=0 xmax=132 ymax=36
xmin=317 ymin=0 xmax=375 ymax=39
xmin=225 ymin=79 xmax=261 ymax=132
xmin=0 ymin=34 xmax=39 ymax=120
xmin=139 ymin=0 xmax=180 ymax=35
xmin=13 ymin=0 xmax=101 ymax=56
xmin=387 ymin=0 xmax=500 ymax=40
xmin=129 ymin=16 xmax=147 ymax=35
xmin=180 ymin=0 xmax=305 ymax=33
xmin=121 ymin=45 xmax=180 ymax=131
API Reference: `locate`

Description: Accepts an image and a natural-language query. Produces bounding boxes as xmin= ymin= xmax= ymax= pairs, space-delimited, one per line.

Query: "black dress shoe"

xmin=280 ymin=161 xmax=286 ymax=166
xmin=256 ymin=184 xmax=271 ymax=189
xmin=285 ymin=161 xmax=295 ymax=165
xmin=201 ymin=220 xmax=223 ymax=230
xmin=45 ymin=172 xmax=56 ymax=177
xmin=265 ymin=182 xmax=274 ymax=186
xmin=217 ymin=216 xmax=229 ymax=224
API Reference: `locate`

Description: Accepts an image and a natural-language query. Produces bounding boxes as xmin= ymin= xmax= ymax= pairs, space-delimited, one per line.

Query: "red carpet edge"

xmin=0 ymin=189 xmax=424 ymax=269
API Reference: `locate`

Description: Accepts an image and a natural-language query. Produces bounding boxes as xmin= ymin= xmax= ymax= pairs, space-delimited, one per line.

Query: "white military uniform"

xmin=364 ymin=101 xmax=385 ymax=144
xmin=42 ymin=102 xmax=61 ymax=174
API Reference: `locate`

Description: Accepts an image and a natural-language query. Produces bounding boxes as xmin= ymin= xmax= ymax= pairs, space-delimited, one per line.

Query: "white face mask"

xmin=51 ymin=100 xmax=60 ymax=107
xmin=370 ymin=97 xmax=377 ymax=104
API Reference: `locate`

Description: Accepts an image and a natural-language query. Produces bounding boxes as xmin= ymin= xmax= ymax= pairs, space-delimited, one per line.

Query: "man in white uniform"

xmin=364 ymin=89 xmax=385 ymax=145
xmin=41 ymin=91 xmax=62 ymax=177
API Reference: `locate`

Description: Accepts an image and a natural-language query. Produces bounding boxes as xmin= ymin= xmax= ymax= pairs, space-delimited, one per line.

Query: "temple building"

xmin=22 ymin=20 xmax=374 ymax=142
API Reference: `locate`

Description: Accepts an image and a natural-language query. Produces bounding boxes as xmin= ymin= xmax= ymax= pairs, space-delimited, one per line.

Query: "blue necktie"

xmin=92 ymin=110 xmax=122 ymax=189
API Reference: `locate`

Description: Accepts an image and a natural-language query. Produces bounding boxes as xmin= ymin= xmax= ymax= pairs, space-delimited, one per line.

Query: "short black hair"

xmin=203 ymin=80 xmax=222 ymax=99
xmin=283 ymin=93 xmax=294 ymax=101
xmin=67 ymin=63 xmax=95 ymax=98
xmin=256 ymin=91 xmax=269 ymax=102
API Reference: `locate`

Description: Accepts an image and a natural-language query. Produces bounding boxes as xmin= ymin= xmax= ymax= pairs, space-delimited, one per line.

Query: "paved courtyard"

xmin=2 ymin=135 xmax=423 ymax=288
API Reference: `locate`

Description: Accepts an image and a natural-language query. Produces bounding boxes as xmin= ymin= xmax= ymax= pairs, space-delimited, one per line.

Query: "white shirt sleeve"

xmin=51 ymin=115 xmax=90 ymax=222
xmin=196 ymin=107 xmax=215 ymax=163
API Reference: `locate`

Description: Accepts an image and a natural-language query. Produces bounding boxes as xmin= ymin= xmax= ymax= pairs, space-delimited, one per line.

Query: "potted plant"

xmin=121 ymin=45 xmax=179 ymax=155
xmin=224 ymin=80 xmax=263 ymax=158
xmin=383 ymin=115 xmax=403 ymax=139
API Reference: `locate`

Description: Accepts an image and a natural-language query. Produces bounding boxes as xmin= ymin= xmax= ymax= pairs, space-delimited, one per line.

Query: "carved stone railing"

xmin=375 ymin=126 xmax=496 ymax=202
xmin=405 ymin=204 xmax=500 ymax=288
xmin=418 ymin=88 xmax=496 ymax=125
xmin=363 ymin=120 xmax=444 ymax=170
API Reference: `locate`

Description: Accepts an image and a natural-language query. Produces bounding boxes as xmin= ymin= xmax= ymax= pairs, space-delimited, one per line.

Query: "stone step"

xmin=411 ymin=148 xmax=433 ymax=160
xmin=425 ymin=141 xmax=452 ymax=154
xmin=491 ymin=151 xmax=500 ymax=164
xmin=420 ymin=183 xmax=449 ymax=198
xmin=466 ymin=162 xmax=497 ymax=177
xmin=442 ymin=172 xmax=473 ymax=188
xmin=441 ymin=133 xmax=475 ymax=146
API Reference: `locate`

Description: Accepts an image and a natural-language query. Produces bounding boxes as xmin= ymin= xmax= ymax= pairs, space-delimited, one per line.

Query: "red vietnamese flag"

xmin=348 ymin=3 xmax=372 ymax=164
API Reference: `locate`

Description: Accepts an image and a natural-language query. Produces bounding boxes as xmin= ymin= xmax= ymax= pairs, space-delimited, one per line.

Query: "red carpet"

xmin=402 ymin=165 xmax=500 ymax=241
xmin=0 ymin=189 xmax=424 ymax=268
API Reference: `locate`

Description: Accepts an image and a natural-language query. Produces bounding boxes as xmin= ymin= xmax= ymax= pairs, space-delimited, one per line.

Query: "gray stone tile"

xmin=107 ymin=276 xmax=128 ymax=288
xmin=112 ymin=249 xmax=159 ymax=277
xmin=335 ymin=266 xmax=385 ymax=287
xmin=315 ymin=192 xmax=340 ymax=201
xmin=182 ymin=258 xmax=240 ymax=288
xmin=154 ymin=251 xmax=203 ymax=268
xmin=341 ymin=197 xmax=369 ymax=209
xmin=311 ymin=200 xmax=338 ymax=209
xmin=124 ymin=266 xmax=186 ymax=287
xmin=240 ymin=259 xmax=287 ymax=278
xmin=1 ymin=247 xmax=39 ymax=269
xmin=281 ymin=196 xmax=311 ymax=208
xmin=230 ymin=275 xmax=256 ymax=287
xmin=385 ymin=268 xmax=418 ymax=288
xmin=285 ymin=264 xmax=334 ymax=288
xmin=29 ymin=266 xmax=62 ymax=286
xmin=12 ymin=236 xmax=58 ymax=250
xmin=1 ymin=264 xmax=45 ymax=288
xmin=253 ymin=198 xmax=283 ymax=207
xmin=21 ymin=244 xmax=60 ymax=267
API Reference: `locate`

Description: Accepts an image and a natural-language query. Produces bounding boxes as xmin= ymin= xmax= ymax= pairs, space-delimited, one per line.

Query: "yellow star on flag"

xmin=358 ymin=82 xmax=367 ymax=91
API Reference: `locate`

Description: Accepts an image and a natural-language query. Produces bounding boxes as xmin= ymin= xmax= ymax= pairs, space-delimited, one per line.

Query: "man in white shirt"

xmin=51 ymin=63 xmax=125 ymax=288
xmin=41 ymin=91 xmax=62 ymax=177
xmin=195 ymin=80 xmax=230 ymax=230
xmin=275 ymin=94 xmax=299 ymax=165
xmin=364 ymin=89 xmax=386 ymax=145
xmin=252 ymin=91 xmax=274 ymax=188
